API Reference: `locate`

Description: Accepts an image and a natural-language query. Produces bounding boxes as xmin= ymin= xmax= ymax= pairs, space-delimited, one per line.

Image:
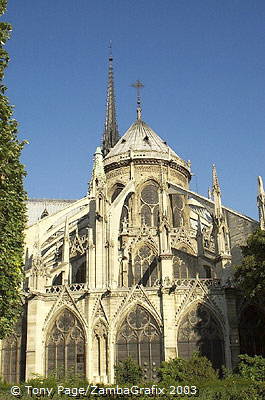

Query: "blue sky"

xmin=3 ymin=0 xmax=265 ymax=219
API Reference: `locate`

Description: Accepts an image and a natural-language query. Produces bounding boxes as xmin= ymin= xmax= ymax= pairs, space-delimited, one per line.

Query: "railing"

xmin=174 ymin=278 xmax=221 ymax=288
xmin=45 ymin=283 xmax=86 ymax=294
xmin=153 ymin=278 xmax=222 ymax=289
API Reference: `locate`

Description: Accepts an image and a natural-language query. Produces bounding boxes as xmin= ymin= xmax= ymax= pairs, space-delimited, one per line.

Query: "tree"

xmin=114 ymin=357 xmax=143 ymax=384
xmin=0 ymin=0 xmax=27 ymax=338
xmin=234 ymin=229 xmax=265 ymax=303
xmin=158 ymin=353 xmax=217 ymax=385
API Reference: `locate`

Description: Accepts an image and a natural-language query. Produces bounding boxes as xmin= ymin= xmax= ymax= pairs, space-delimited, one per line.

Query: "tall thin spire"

xmin=212 ymin=164 xmax=222 ymax=220
xmin=102 ymin=42 xmax=119 ymax=157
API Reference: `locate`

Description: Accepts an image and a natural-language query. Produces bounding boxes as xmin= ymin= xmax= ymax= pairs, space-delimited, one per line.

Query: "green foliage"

xmin=0 ymin=0 xmax=27 ymax=338
xmin=158 ymin=353 xmax=218 ymax=385
xmin=234 ymin=229 xmax=265 ymax=302
xmin=114 ymin=357 xmax=143 ymax=384
xmin=1 ymin=369 xmax=265 ymax=400
xmin=237 ymin=354 xmax=265 ymax=381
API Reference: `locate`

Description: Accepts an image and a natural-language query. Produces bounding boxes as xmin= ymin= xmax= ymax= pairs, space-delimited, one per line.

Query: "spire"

xmin=257 ymin=176 xmax=265 ymax=230
xmin=212 ymin=164 xmax=222 ymax=220
xmin=102 ymin=42 xmax=119 ymax=157
xmin=131 ymin=80 xmax=144 ymax=120
xmin=212 ymin=164 xmax=221 ymax=196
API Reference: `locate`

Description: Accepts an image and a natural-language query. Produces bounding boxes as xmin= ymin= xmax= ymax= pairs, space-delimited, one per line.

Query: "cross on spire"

xmin=131 ymin=80 xmax=144 ymax=120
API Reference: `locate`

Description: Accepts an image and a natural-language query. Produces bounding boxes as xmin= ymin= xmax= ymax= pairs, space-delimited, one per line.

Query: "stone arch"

xmin=109 ymin=182 xmax=125 ymax=203
xmin=115 ymin=303 xmax=162 ymax=380
xmin=45 ymin=308 xmax=86 ymax=378
xmin=92 ymin=319 xmax=108 ymax=380
xmin=239 ymin=304 xmax=265 ymax=357
xmin=177 ymin=301 xmax=225 ymax=370
xmin=129 ymin=241 xmax=159 ymax=287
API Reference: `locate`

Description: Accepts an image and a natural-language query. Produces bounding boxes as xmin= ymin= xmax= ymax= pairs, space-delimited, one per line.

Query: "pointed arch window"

xmin=140 ymin=183 xmax=159 ymax=227
xmin=173 ymin=249 xmax=197 ymax=279
xmin=116 ymin=305 xmax=162 ymax=380
xmin=1 ymin=334 xmax=20 ymax=383
xmin=177 ymin=303 xmax=224 ymax=370
xmin=45 ymin=309 xmax=85 ymax=378
xmin=131 ymin=245 xmax=158 ymax=287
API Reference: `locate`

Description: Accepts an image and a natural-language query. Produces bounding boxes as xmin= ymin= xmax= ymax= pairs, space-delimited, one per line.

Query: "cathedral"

xmin=1 ymin=53 xmax=265 ymax=384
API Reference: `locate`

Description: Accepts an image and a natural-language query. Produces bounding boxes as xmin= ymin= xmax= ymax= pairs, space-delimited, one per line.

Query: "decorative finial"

xmin=131 ymin=80 xmax=144 ymax=120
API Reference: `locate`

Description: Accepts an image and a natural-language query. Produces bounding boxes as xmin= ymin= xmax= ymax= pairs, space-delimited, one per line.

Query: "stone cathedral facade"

xmin=1 ymin=55 xmax=265 ymax=384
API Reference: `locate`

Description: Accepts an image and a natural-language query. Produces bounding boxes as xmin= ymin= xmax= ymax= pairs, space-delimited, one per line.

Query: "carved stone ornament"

xmin=43 ymin=286 xmax=87 ymax=331
xmin=111 ymin=285 xmax=161 ymax=325
xmin=70 ymin=233 xmax=88 ymax=257
xmin=175 ymin=278 xmax=225 ymax=326
xmin=170 ymin=227 xmax=195 ymax=252
xmin=92 ymin=296 xmax=108 ymax=323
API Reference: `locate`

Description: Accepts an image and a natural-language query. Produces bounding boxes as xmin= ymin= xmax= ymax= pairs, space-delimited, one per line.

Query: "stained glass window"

xmin=116 ymin=305 xmax=162 ymax=380
xmin=1 ymin=335 xmax=19 ymax=383
xmin=140 ymin=183 xmax=159 ymax=227
xmin=178 ymin=303 xmax=224 ymax=370
xmin=130 ymin=245 xmax=158 ymax=287
xmin=46 ymin=309 xmax=85 ymax=378
xmin=173 ymin=249 xmax=197 ymax=279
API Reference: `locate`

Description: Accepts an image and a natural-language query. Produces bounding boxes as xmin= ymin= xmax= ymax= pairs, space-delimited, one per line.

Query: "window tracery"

xmin=140 ymin=183 xmax=159 ymax=227
xmin=178 ymin=303 xmax=224 ymax=370
xmin=45 ymin=309 xmax=85 ymax=378
xmin=131 ymin=245 xmax=158 ymax=287
xmin=172 ymin=249 xmax=197 ymax=279
xmin=116 ymin=305 xmax=162 ymax=380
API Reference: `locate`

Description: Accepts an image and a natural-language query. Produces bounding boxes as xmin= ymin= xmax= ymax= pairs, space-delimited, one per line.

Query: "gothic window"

xmin=171 ymin=194 xmax=184 ymax=227
xmin=140 ymin=183 xmax=159 ymax=227
xmin=239 ymin=305 xmax=265 ymax=357
xmin=92 ymin=322 xmax=108 ymax=378
xmin=1 ymin=335 xmax=19 ymax=383
xmin=173 ymin=256 xmax=188 ymax=278
xmin=73 ymin=262 xmax=86 ymax=283
xmin=173 ymin=249 xmax=197 ymax=279
xmin=45 ymin=309 xmax=85 ymax=378
xmin=116 ymin=305 xmax=162 ymax=380
xmin=131 ymin=245 xmax=158 ymax=287
xmin=178 ymin=303 xmax=224 ymax=370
